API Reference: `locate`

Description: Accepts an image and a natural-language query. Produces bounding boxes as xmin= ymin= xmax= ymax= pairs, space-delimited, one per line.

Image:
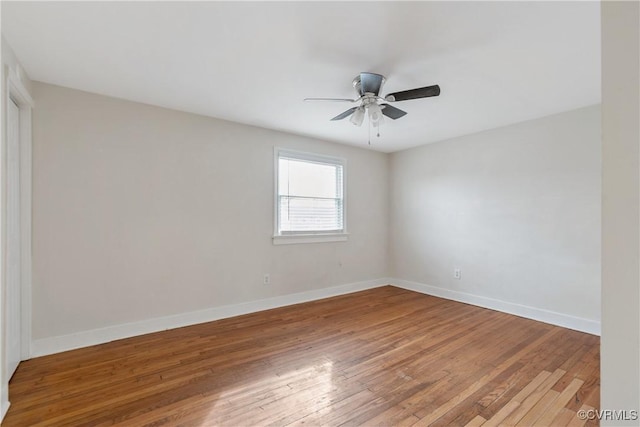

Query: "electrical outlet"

xmin=263 ymin=274 xmax=271 ymax=285
xmin=454 ymin=269 xmax=461 ymax=279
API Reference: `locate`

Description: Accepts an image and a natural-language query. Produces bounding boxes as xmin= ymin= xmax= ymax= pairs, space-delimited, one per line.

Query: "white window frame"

xmin=273 ymin=147 xmax=348 ymax=245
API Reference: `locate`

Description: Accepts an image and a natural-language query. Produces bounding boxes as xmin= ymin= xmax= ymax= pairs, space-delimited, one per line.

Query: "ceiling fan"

xmin=304 ymin=72 xmax=440 ymax=128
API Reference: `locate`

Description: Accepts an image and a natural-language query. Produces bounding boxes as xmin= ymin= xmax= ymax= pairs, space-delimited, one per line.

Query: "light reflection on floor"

xmin=199 ymin=359 xmax=335 ymax=425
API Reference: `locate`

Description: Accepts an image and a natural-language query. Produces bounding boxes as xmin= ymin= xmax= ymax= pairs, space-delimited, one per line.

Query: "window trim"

xmin=273 ymin=147 xmax=348 ymax=245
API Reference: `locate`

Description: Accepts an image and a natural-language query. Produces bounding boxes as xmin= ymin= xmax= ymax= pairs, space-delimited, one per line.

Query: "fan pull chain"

xmin=368 ymin=120 xmax=371 ymax=145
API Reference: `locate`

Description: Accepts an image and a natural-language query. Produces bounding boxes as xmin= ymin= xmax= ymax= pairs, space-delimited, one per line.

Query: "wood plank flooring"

xmin=4 ymin=286 xmax=600 ymax=426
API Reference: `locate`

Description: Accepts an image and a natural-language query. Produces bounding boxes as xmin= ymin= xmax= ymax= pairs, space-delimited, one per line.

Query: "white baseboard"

xmin=31 ymin=278 xmax=391 ymax=358
xmin=30 ymin=276 xmax=600 ymax=358
xmin=1 ymin=400 xmax=10 ymax=422
xmin=391 ymin=278 xmax=601 ymax=336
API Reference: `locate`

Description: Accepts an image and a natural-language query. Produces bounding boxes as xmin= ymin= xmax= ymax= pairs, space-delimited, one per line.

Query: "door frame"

xmin=5 ymin=69 xmax=33 ymax=362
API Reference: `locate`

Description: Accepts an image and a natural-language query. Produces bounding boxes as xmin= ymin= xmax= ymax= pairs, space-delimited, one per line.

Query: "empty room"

xmin=1 ymin=1 xmax=638 ymax=426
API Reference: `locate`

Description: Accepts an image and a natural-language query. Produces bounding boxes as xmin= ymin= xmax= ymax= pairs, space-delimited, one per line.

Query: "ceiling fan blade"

xmin=385 ymin=85 xmax=440 ymax=102
xmin=380 ymin=104 xmax=407 ymax=120
xmin=359 ymin=72 xmax=385 ymax=96
xmin=304 ymin=97 xmax=358 ymax=102
xmin=330 ymin=107 xmax=358 ymax=121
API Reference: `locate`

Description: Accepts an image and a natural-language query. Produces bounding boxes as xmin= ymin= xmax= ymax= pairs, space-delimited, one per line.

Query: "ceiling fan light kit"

xmin=367 ymin=103 xmax=384 ymax=127
xmin=305 ymin=72 xmax=440 ymax=132
xmin=350 ymin=106 xmax=365 ymax=126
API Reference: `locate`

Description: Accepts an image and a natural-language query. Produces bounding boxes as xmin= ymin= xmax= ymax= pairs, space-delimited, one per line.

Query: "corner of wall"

xmin=385 ymin=151 xmax=395 ymax=279
xmin=386 ymin=151 xmax=397 ymax=279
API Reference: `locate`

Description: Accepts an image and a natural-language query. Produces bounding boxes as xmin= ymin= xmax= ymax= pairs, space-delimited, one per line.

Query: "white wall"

xmin=31 ymin=82 xmax=389 ymax=346
xmin=1 ymin=35 xmax=33 ymax=420
xmin=390 ymin=106 xmax=601 ymax=331
xmin=30 ymin=82 xmax=605 ymax=354
xmin=601 ymin=1 xmax=640 ymax=423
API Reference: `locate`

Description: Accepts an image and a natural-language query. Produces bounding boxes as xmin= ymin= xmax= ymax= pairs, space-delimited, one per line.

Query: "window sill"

xmin=272 ymin=233 xmax=349 ymax=245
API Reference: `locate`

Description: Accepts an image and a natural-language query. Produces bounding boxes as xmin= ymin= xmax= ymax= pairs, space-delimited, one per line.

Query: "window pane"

xmin=279 ymin=158 xmax=341 ymax=199
xmin=280 ymin=196 xmax=343 ymax=232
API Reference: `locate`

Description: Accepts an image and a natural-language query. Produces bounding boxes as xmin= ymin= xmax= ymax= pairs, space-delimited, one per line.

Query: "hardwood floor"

xmin=4 ymin=286 xmax=600 ymax=426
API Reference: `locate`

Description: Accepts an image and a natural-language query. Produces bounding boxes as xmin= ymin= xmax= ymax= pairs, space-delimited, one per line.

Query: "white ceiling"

xmin=2 ymin=1 xmax=600 ymax=153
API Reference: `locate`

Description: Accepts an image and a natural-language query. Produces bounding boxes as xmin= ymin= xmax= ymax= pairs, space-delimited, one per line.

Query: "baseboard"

xmin=31 ymin=278 xmax=392 ymax=358
xmin=30 ymin=276 xmax=600 ymax=357
xmin=1 ymin=399 xmax=9 ymax=422
xmin=391 ymin=278 xmax=601 ymax=336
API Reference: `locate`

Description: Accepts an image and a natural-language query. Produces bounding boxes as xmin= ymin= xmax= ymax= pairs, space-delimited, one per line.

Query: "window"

xmin=274 ymin=148 xmax=347 ymax=244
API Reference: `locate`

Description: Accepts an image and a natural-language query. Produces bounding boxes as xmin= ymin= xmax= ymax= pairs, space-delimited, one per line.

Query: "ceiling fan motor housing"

xmin=353 ymin=72 xmax=386 ymax=97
